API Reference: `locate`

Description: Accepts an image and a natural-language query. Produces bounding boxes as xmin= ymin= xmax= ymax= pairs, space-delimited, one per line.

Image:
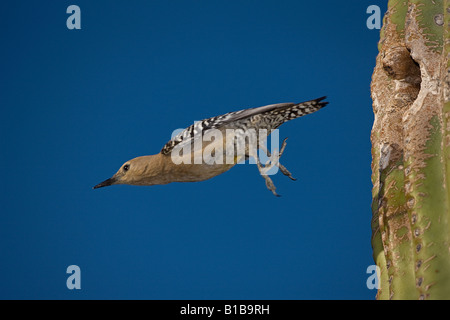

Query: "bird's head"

xmin=93 ymin=155 xmax=164 ymax=189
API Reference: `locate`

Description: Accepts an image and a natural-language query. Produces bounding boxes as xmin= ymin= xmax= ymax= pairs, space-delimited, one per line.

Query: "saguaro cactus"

xmin=371 ymin=0 xmax=450 ymax=299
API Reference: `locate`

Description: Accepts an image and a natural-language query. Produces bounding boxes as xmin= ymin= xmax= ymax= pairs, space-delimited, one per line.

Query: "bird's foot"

xmin=263 ymin=174 xmax=280 ymax=197
xmin=263 ymin=137 xmax=297 ymax=181
xmin=255 ymin=152 xmax=280 ymax=197
xmin=255 ymin=137 xmax=299 ymax=196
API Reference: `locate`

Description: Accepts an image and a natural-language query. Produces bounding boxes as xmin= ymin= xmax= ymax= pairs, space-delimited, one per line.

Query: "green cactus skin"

xmin=410 ymin=0 xmax=443 ymax=52
xmin=371 ymin=0 xmax=450 ymax=299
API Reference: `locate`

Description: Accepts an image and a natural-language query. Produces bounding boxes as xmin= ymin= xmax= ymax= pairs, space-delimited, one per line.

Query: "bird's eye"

xmin=123 ymin=164 xmax=130 ymax=171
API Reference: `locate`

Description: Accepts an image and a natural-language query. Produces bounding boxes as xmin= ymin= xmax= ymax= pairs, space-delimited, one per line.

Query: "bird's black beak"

xmin=93 ymin=177 xmax=117 ymax=189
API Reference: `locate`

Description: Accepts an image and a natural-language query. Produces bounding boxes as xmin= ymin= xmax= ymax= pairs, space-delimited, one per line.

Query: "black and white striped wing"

xmin=160 ymin=97 xmax=327 ymax=155
xmin=160 ymin=109 xmax=250 ymax=155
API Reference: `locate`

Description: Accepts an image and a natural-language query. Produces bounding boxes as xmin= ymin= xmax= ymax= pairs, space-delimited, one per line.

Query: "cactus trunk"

xmin=371 ymin=0 xmax=450 ymax=299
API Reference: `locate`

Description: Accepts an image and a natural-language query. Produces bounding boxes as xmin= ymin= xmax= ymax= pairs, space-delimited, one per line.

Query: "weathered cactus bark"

xmin=371 ymin=0 xmax=450 ymax=299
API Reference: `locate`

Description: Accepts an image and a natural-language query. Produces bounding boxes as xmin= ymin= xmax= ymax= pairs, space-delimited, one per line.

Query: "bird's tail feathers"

xmin=271 ymin=96 xmax=328 ymax=124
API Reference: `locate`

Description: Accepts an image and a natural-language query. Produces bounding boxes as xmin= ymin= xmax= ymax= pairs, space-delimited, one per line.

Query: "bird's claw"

xmin=255 ymin=137 xmax=298 ymax=196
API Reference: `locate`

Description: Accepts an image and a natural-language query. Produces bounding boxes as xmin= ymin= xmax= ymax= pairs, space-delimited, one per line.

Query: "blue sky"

xmin=1 ymin=1 xmax=386 ymax=299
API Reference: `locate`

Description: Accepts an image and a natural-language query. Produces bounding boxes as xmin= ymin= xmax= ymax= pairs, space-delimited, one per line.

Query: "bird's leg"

xmin=277 ymin=138 xmax=297 ymax=181
xmin=253 ymin=151 xmax=280 ymax=197
xmin=260 ymin=137 xmax=297 ymax=181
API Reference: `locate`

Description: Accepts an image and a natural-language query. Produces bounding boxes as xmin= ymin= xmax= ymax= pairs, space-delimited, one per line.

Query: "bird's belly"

xmin=170 ymin=162 xmax=236 ymax=182
xmin=167 ymin=138 xmax=245 ymax=182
